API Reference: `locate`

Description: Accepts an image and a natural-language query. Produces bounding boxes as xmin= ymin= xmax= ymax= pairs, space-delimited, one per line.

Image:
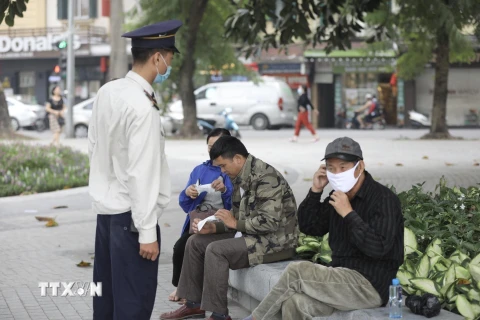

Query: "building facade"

xmin=0 ymin=0 xmax=135 ymax=105
xmin=305 ymin=47 xmax=404 ymax=128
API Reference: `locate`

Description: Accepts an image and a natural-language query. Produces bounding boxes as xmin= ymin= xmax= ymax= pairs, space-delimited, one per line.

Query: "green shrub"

xmin=0 ymin=143 xmax=89 ymax=197
xmin=396 ymin=178 xmax=480 ymax=258
xmin=398 ymin=231 xmax=480 ymax=319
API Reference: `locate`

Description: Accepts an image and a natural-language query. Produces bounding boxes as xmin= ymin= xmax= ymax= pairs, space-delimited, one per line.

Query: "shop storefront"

xmin=0 ymin=26 xmax=110 ymax=105
xmin=305 ymin=49 xmax=404 ymax=128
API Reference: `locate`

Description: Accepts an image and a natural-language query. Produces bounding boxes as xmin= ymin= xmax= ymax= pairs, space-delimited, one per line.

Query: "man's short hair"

xmin=209 ymin=136 xmax=248 ymax=160
xmin=206 ymin=128 xmax=231 ymax=144
xmin=131 ymin=47 xmax=171 ymax=65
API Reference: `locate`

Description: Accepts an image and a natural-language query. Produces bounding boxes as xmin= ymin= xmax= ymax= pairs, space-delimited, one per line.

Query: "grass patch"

xmin=0 ymin=143 xmax=89 ymax=197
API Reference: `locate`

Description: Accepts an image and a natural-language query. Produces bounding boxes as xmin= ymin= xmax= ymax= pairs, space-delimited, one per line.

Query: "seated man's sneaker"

xmin=159 ymin=304 xmax=205 ymax=319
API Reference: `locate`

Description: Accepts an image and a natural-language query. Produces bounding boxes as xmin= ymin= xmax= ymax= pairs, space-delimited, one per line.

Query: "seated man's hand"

xmin=329 ymin=191 xmax=353 ymax=218
xmin=211 ymin=178 xmax=226 ymax=193
xmin=192 ymin=218 xmax=215 ymax=234
xmin=215 ymin=209 xmax=237 ymax=229
xmin=186 ymin=185 xmax=199 ymax=199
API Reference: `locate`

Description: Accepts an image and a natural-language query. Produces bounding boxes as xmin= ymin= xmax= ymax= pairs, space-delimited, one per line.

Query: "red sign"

xmin=102 ymin=0 xmax=110 ymax=17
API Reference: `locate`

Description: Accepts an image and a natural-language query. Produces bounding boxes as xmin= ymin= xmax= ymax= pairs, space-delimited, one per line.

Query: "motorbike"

xmin=197 ymin=108 xmax=242 ymax=138
xmin=220 ymin=108 xmax=241 ymax=138
xmin=408 ymin=110 xmax=431 ymax=128
xmin=197 ymin=118 xmax=216 ymax=135
xmin=347 ymin=111 xmax=386 ymax=130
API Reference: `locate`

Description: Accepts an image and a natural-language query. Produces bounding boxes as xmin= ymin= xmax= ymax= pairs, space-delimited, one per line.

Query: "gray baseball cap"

xmin=322 ymin=137 xmax=363 ymax=162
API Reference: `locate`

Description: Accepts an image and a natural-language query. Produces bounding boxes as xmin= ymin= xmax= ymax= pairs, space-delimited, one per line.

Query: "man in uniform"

xmin=88 ymin=20 xmax=182 ymax=319
xmin=161 ymin=136 xmax=298 ymax=320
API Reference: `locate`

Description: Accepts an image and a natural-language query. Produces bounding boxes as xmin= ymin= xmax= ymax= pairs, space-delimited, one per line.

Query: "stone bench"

xmin=228 ymin=260 xmax=462 ymax=320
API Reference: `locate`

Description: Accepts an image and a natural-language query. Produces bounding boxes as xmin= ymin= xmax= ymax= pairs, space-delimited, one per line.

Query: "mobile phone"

xmin=130 ymin=219 xmax=139 ymax=233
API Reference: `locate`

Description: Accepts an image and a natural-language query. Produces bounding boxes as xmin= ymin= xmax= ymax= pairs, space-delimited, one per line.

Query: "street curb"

xmin=0 ymin=186 xmax=89 ymax=204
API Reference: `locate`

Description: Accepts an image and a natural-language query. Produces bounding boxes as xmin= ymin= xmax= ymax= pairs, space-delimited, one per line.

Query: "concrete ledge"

xmin=228 ymin=261 xmax=462 ymax=320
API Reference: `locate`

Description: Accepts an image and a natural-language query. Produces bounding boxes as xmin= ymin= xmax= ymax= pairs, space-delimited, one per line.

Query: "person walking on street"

xmin=290 ymin=85 xmax=319 ymax=143
xmin=88 ymin=20 xmax=182 ymax=320
xmin=45 ymin=86 xmax=66 ymax=146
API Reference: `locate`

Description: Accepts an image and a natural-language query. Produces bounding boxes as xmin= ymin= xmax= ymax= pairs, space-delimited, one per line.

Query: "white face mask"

xmin=297 ymin=87 xmax=304 ymax=95
xmin=326 ymin=162 xmax=361 ymax=193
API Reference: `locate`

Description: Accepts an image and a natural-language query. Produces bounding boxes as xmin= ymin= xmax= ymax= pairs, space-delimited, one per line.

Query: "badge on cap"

xmin=122 ymin=19 xmax=183 ymax=53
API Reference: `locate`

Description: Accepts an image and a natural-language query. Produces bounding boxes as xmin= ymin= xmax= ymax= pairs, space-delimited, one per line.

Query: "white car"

xmin=6 ymin=97 xmax=46 ymax=131
xmin=71 ymin=97 xmax=175 ymax=139
xmin=167 ymin=76 xmax=296 ymax=130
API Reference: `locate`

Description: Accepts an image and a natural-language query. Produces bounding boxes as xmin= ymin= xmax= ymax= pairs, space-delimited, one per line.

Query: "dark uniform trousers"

xmin=176 ymin=233 xmax=250 ymax=315
xmin=93 ymin=211 xmax=160 ymax=320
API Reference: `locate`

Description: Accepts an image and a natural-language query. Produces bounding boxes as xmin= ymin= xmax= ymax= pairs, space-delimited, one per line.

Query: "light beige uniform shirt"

xmin=88 ymin=71 xmax=171 ymax=244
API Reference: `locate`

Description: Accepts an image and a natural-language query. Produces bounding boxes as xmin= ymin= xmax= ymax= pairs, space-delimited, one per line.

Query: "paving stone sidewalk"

xmin=1 ymin=129 xmax=479 ymax=319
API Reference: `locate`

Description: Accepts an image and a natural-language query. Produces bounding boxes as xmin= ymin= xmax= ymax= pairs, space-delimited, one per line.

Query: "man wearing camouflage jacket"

xmin=161 ymin=136 xmax=298 ymax=320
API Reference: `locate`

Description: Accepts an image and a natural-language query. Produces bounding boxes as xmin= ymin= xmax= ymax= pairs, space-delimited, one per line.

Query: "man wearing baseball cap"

xmin=243 ymin=137 xmax=404 ymax=320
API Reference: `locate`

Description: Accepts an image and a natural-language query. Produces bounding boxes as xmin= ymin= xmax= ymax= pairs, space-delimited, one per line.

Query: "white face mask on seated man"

xmin=326 ymin=162 xmax=361 ymax=193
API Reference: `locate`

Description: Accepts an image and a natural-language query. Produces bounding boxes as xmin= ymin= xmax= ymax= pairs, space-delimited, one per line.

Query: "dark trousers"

xmin=172 ymin=230 xmax=192 ymax=287
xmin=93 ymin=211 xmax=160 ymax=320
xmin=176 ymin=233 xmax=250 ymax=315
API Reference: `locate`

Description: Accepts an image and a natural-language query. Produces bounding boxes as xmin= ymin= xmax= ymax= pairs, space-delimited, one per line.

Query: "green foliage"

xmin=0 ymin=0 xmax=29 ymax=26
xmin=296 ymin=233 xmax=331 ymax=265
xmin=396 ymin=178 xmax=480 ymax=258
xmin=225 ymin=0 xmax=384 ymax=57
xmin=0 ymin=143 xmax=89 ymax=197
xmin=366 ymin=0 xmax=480 ymax=80
xmin=127 ymin=0 xmax=251 ymax=106
xmin=398 ymin=232 xmax=480 ymax=318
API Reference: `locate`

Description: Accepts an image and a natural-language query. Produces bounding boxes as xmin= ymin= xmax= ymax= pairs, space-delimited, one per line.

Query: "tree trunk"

xmin=109 ymin=0 xmax=128 ymax=80
xmin=0 ymin=87 xmax=13 ymax=138
xmin=422 ymin=25 xmax=451 ymax=139
xmin=179 ymin=0 xmax=209 ymax=137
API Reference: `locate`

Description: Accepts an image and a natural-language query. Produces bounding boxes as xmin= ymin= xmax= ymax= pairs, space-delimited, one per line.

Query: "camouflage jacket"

xmin=216 ymin=154 xmax=298 ymax=266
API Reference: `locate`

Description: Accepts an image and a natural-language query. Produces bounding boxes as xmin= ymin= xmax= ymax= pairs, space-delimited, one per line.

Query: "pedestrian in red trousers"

xmin=290 ymin=85 xmax=319 ymax=142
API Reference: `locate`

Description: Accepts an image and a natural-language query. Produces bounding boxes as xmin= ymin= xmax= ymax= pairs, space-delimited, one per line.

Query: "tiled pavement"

xmin=1 ymin=129 xmax=479 ymax=319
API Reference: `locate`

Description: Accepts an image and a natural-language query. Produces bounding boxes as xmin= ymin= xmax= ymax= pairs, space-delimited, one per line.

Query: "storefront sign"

xmin=333 ymin=65 xmax=394 ymax=74
xmin=0 ymin=34 xmax=81 ymax=53
xmin=259 ymin=63 xmax=301 ymax=74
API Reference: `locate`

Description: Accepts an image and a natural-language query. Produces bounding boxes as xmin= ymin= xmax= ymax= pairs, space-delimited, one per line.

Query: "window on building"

xmin=58 ymin=0 xmax=98 ymax=20
xmin=18 ymin=71 xmax=36 ymax=98
xmin=74 ymin=0 xmax=90 ymax=19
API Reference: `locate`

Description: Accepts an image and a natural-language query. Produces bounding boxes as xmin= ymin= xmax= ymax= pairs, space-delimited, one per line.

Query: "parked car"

xmin=6 ymin=97 xmax=46 ymax=131
xmin=167 ymin=76 xmax=296 ymax=130
xmin=70 ymin=97 xmax=175 ymax=139
xmin=72 ymin=98 xmax=94 ymax=138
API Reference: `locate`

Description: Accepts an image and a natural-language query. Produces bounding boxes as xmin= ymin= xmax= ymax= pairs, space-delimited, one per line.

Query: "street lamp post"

xmin=66 ymin=1 xmax=75 ymax=138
